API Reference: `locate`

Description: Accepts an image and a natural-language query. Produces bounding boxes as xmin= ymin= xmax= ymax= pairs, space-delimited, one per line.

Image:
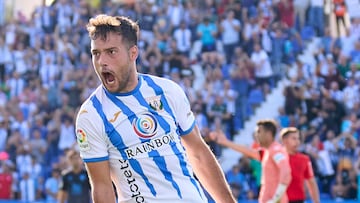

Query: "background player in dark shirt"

xmin=58 ymin=149 xmax=91 ymax=203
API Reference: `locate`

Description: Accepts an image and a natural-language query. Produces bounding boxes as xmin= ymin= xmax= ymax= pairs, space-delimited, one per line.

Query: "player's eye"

xmin=108 ymin=49 xmax=117 ymax=55
xmin=92 ymin=51 xmax=100 ymax=57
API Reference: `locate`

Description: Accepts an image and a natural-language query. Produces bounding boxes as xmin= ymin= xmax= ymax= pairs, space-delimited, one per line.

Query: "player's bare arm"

xmin=182 ymin=126 xmax=236 ymax=203
xmin=85 ymin=160 xmax=116 ymax=203
xmin=305 ymin=177 xmax=320 ymax=203
xmin=210 ymin=131 xmax=260 ymax=160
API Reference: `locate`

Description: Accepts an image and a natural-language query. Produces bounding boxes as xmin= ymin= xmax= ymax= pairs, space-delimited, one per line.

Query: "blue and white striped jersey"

xmin=75 ymin=74 xmax=208 ymax=203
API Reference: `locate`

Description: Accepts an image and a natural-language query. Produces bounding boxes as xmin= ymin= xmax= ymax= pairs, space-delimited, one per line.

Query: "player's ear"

xmin=129 ymin=45 xmax=138 ymax=61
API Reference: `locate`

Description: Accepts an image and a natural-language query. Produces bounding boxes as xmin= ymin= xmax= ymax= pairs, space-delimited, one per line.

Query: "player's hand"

xmin=209 ymin=130 xmax=228 ymax=145
xmin=208 ymin=131 xmax=218 ymax=142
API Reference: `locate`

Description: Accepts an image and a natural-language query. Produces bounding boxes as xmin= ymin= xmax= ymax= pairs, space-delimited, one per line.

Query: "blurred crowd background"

xmin=0 ymin=0 xmax=360 ymax=202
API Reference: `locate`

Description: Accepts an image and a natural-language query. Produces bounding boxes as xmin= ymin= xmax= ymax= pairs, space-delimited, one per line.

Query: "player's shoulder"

xmin=76 ymin=86 xmax=104 ymax=120
xmin=270 ymin=142 xmax=287 ymax=153
xmin=61 ymin=168 xmax=72 ymax=177
xmin=141 ymin=74 xmax=180 ymax=90
xmin=294 ymin=152 xmax=311 ymax=161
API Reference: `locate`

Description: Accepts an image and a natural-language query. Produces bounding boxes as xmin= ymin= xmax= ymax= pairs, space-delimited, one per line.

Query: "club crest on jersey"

xmin=132 ymin=113 xmax=158 ymax=139
xmin=147 ymin=96 xmax=163 ymax=112
xmin=76 ymin=129 xmax=91 ymax=151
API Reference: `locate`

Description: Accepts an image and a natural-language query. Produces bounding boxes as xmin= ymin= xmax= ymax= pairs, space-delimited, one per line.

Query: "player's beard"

xmin=102 ymin=64 xmax=134 ymax=93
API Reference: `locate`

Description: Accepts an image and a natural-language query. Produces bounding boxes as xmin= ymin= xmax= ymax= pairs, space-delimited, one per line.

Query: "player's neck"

xmin=72 ymin=166 xmax=82 ymax=174
xmin=287 ymin=149 xmax=297 ymax=155
xmin=126 ymin=71 xmax=139 ymax=92
xmin=262 ymin=141 xmax=274 ymax=148
xmin=121 ymin=72 xmax=139 ymax=93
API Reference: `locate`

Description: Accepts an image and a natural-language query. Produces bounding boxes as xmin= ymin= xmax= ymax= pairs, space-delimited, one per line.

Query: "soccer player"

xmin=58 ymin=149 xmax=91 ymax=203
xmin=280 ymin=127 xmax=320 ymax=203
xmin=210 ymin=119 xmax=291 ymax=203
xmin=75 ymin=14 xmax=235 ymax=203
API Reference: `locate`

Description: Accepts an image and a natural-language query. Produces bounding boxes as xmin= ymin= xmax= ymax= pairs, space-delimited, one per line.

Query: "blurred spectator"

xmin=219 ymin=10 xmax=241 ymax=64
xmin=39 ymin=57 xmax=59 ymax=89
xmin=337 ymin=54 xmax=350 ymax=79
xmin=194 ymin=102 xmax=209 ymax=137
xmin=277 ymin=107 xmax=290 ymax=128
xmin=305 ymin=135 xmax=335 ymax=193
xmin=27 ymin=156 xmax=44 ymax=199
xmin=55 ymin=0 xmax=74 ymax=35
xmin=166 ymin=0 xmax=184 ymax=29
xmin=320 ymin=27 xmax=336 ymax=55
xmin=11 ymin=111 xmax=30 ymax=141
xmin=219 ymin=79 xmax=237 ymax=138
xmin=308 ymin=0 xmax=325 ymax=36
xmin=140 ymin=39 xmax=163 ymax=76
xmin=328 ymin=81 xmax=344 ymax=103
xmin=231 ymin=65 xmax=252 ymax=130
xmin=271 ymin=28 xmax=286 ymax=79
xmin=225 ymin=164 xmax=250 ymax=200
xmin=19 ymin=172 xmax=36 ymax=202
xmin=29 ymin=129 xmax=47 ymax=164
xmin=0 ymin=117 xmax=8 ymax=151
xmin=333 ymin=0 xmax=347 ymax=37
xmin=44 ymin=168 xmax=61 ymax=203
xmin=173 ymin=21 xmax=192 ymax=57
xmin=57 ymin=115 xmax=76 ymax=154
xmin=342 ymin=78 xmax=359 ymax=112
xmin=18 ymin=91 xmax=37 ymax=121
xmin=331 ymin=163 xmax=357 ymax=200
xmin=197 ymin=16 xmax=217 ymax=55
xmin=0 ymin=36 xmax=12 ymax=83
xmin=345 ymin=62 xmax=360 ymax=81
xmin=0 ymin=160 xmax=13 ymax=199
xmin=293 ymin=0 xmax=310 ymax=31
xmin=12 ymin=42 xmax=29 ymax=76
xmin=350 ymin=40 xmax=360 ymax=64
xmin=153 ymin=7 xmax=171 ymax=43
xmin=182 ymin=77 xmax=196 ymax=104
xmin=207 ymin=95 xmax=231 ymax=130
xmin=137 ymin=1 xmax=156 ymax=44
xmin=242 ymin=16 xmax=260 ymax=46
xmin=284 ymin=85 xmax=302 ymax=116
xmin=15 ymin=144 xmax=32 ymax=176
xmin=30 ymin=115 xmax=48 ymax=140
xmin=251 ymin=42 xmax=273 ymax=89
xmin=340 ymin=28 xmax=358 ymax=58
xmin=323 ymin=129 xmax=338 ymax=166
xmin=350 ymin=17 xmax=360 ymax=38
xmin=6 ymin=72 xmax=25 ymax=100
xmin=35 ymin=0 xmax=57 ymax=34
xmin=277 ymin=0 xmax=295 ymax=29
xmin=257 ymin=0 xmax=273 ymax=29
xmin=0 ymin=0 xmax=4 ymax=27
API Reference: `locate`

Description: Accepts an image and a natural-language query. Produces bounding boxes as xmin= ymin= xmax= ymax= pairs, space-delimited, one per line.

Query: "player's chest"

xmin=103 ymin=96 xmax=177 ymax=143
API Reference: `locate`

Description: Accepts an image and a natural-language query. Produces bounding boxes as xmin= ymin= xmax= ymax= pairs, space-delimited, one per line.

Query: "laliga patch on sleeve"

xmin=76 ymin=129 xmax=91 ymax=151
xmin=273 ymin=152 xmax=285 ymax=164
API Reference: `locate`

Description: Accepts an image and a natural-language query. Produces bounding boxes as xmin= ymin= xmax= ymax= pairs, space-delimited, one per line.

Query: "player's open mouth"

xmin=102 ymin=72 xmax=115 ymax=84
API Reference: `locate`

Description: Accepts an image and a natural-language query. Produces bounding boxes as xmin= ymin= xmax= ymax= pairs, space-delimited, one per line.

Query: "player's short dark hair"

xmin=256 ymin=119 xmax=277 ymax=138
xmin=87 ymin=14 xmax=139 ymax=48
